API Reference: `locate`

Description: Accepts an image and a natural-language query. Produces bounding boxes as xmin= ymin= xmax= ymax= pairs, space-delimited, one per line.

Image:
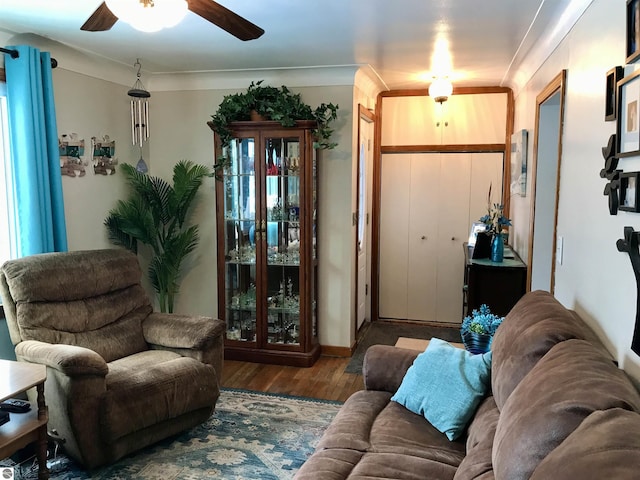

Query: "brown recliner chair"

xmin=0 ymin=248 xmax=225 ymax=469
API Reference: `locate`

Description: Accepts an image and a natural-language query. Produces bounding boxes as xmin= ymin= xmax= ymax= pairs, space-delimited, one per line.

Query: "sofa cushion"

xmin=530 ymin=408 xmax=640 ymax=480
xmin=294 ymin=448 xmax=365 ymax=480
xmin=391 ymin=338 xmax=492 ymax=440
xmin=347 ymin=452 xmax=458 ymax=480
xmin=101 ymin=350 xmax=219 ymax=442
xmin=318 ymin=390 xmax=392 ymax=452
xmin=492 ymin=339 xmax=640 ymax=480
xmin=296 ymin=449 xmax=458 ymax=480
xmin=1 ymin=249 xmax=143 ymax=301
xmin=453 ymin=396 xmax=499 ymax=480
xmin=491 ymin=290 xmax=606 ymax=410
xmin=318 ymin=390 xmax=466 ymax=467
xmin=18 ymin=297 xmax=151 ymax=362
xmin=369 ymin=401 xmax=466 ymax=466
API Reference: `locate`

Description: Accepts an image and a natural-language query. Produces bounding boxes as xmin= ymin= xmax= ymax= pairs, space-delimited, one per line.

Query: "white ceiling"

xmin=0 ymin=0 xmax=590 ymax=91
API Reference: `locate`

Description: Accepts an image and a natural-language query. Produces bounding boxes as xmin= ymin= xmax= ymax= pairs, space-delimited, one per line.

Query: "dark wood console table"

xmin=463 ymin=243 xmax=527 ymax=318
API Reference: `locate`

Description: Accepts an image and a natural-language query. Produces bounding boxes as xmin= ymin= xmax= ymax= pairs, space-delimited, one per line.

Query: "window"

xmin=0 ymin=81 xmax=16 ymax=268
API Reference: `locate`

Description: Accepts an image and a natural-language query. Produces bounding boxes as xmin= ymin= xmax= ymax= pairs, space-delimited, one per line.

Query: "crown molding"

xmin=355 ymin=64 xmax=388 ymax=99
xmin=1 ymin=32 xmax=367 ymax=91
xmin=147 ymin=65 xmax=362 ymax=92
xmin=503 ymin=0 xmax=594 ymax=95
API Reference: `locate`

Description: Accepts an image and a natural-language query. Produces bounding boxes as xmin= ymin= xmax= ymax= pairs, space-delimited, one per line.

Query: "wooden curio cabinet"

xmin=209 ymin=120 xmax=320 ymax=367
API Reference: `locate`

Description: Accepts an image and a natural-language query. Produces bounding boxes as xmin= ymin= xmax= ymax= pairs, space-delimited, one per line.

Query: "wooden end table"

xmin=395 ymin=337 xmax=465 ymax=351
xmin=0 ymin=359 xmax=49 ymax=480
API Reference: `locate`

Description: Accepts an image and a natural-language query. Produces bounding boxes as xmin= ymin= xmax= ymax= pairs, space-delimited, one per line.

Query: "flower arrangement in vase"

xmin=477 ymin=183 xmax=511 ymax=262
xmin=461 ymin=304 xmax=504 ymax=354
xmin=479 ymin=202 xmax=512 ymax=236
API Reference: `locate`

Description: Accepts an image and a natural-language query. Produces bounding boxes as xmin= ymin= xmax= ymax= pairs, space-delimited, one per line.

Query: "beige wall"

xmin=509 ymin=0 xmax=640 ymax=383
xmin=53 ymin=68 xmax=138 ymax=253
xmin=2 ymin=33 xmax=383 ymax=351
xmin=48 ymin=68 xmax=364 ymax=348
xmin=148 ymin=85 xmax=356 ymax=346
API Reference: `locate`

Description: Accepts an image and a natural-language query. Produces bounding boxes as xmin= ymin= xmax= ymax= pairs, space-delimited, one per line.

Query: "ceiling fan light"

xmin=429 ymin=77 xmax=453 ymax=103
xmin=106 ymin=0 xmax=188 ymax=32
xmin=154 ymin=0 xmax=188 ymax=28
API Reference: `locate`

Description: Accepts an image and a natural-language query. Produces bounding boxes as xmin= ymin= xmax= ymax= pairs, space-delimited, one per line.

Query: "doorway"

xmin=528 ymin=70 xmax=566 ymax=292
xmin=355 ymin=105 xmax=375 ymax=335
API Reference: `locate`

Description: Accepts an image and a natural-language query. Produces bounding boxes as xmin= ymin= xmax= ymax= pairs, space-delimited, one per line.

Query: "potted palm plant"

xmin=104 ymin=160 xmax=211 ymax=313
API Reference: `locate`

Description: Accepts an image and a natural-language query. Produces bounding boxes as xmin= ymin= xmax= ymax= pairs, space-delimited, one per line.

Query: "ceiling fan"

xmin=81 ymin=0 xmax=264 ymax=41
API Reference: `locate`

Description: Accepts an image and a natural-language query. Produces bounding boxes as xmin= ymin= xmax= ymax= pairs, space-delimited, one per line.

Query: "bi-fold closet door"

xmin=379 ymin=152 xmax=503 ymax=324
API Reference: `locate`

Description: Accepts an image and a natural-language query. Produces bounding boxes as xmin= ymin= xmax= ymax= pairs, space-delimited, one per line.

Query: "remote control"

xmin=0 ymin=398 xmax=31 ymax=413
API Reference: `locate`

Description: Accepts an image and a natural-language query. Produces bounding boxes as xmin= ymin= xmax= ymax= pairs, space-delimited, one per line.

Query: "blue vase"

xmin=491 ymin=233 xmax=504 ymax=262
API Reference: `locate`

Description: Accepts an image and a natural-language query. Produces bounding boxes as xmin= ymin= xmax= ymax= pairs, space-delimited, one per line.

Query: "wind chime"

xmin=128 ymin=59 xmax=150 ymax=173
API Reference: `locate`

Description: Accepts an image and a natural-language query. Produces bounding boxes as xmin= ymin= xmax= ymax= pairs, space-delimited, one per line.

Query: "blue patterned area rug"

xmin=4 ymin=389 xmax=341 ymax=480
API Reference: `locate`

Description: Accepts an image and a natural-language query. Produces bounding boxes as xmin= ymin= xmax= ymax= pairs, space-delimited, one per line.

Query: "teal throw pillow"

xmin=390 ymin=337 xmax=492 ymax=441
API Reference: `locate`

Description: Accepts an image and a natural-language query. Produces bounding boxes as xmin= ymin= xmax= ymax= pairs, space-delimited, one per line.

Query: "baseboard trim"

xmin=377 ymin=318 xmax=460 ymax=330
xmin=320 ymin=345 xmax=353 ymax=357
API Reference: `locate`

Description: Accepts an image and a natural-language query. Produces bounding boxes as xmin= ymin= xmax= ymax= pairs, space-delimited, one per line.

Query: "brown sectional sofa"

xmin=295 ymin=290 xmax=640 ymax=479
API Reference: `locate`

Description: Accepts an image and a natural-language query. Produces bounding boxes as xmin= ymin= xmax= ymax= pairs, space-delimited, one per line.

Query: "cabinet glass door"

xmin=224 ymin=137 xmax=257 ymax=342
xmin=264 ymin=136 xmax=302 ymax=345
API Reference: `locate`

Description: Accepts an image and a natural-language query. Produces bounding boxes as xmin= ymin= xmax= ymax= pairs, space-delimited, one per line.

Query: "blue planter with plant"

xmin=461 ymin=304 xmax=504 ymax=354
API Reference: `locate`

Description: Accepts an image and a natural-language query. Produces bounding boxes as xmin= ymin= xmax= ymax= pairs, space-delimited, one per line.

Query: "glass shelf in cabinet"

xmin=226 ymin=246 xmax=256 ymax=263
xmin=267 ymin=306 xmax=300 ymax=315
xmin=226 ymin=329 xmax=257 ymax=342
xmin=227 ymin=306 xmax=258 ymax=314
xmin=223 ymin=173 xmax=255 ymax=179
xmin=226 ymin=258 xmax=257 ymax=265
xmin=267 ymin=337 xmax=300 ymax=346
xmin=267 ymin=261 xmax=300 ymax=267
xmin=267 ymin=326 xmax=300 ymax=344
xmin=266 ymin=252 xmax=300 ymax=265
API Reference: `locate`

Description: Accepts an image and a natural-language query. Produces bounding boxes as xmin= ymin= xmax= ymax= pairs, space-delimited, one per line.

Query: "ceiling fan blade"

xmin=187 ymin=0 xmax=264 ymax=41
xmin=81 ymin=2 xmax=119 ymax=31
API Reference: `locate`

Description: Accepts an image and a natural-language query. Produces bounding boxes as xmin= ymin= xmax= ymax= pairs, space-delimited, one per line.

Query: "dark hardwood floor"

xmin=221 ymin=355 xmax=363 ymax=402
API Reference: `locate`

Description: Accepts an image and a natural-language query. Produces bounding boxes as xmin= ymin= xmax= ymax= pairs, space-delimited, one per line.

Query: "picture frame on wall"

xmin=605 ymin=66 xmax=624 ymax=121
xmin=617 ymin=70 xmax=640 ymax=157
xmin=510 ymin=129 xmax=528 ymax=196
xmin=620 ymin=171 xmax=640 ymax=212
xmin=628 ymin=0 xmax=640 ymax=64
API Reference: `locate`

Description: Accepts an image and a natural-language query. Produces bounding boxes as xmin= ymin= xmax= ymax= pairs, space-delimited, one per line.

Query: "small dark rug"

xmin=345 ymin=321 xmax=462 ymax=374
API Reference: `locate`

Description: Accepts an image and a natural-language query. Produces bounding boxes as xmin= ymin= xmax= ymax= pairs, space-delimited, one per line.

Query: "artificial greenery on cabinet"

xmin=210 ymin=80 xmax=339 ymax=152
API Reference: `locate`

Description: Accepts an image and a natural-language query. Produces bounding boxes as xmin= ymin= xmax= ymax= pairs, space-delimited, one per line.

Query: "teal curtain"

xmin=4 ymin=45 xmax=67 ymax=256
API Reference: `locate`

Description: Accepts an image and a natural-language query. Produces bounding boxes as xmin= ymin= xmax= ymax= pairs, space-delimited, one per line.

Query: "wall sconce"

xmin=429 ymin=77 xmax=453 ymax=103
